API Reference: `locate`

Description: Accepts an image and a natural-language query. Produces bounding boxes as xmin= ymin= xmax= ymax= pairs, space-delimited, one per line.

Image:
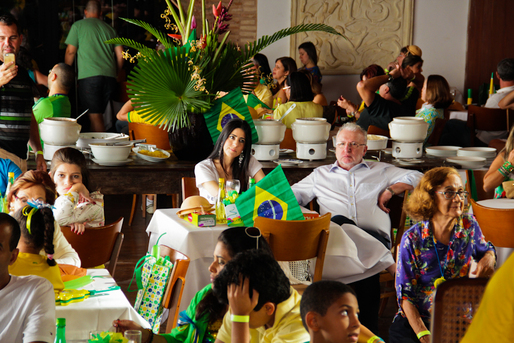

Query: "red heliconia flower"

xmin=212 ymin=1 xmax=222 ymax=18
xmin=168 ymin=33 xmax=182 ymax=40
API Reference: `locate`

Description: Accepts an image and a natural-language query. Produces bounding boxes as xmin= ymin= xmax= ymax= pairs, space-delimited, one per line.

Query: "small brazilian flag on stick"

xmin=203 ymin=87 xmax=258 ymax=144
xmin=235 ymin=165 xmax=305 ymax=226
xmin=245 ymin=92 xmax=270 ymax=111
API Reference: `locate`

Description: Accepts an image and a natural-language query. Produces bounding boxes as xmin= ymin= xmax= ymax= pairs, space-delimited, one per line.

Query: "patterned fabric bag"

xmin=129 ymin=240 xmax=173 ymax=333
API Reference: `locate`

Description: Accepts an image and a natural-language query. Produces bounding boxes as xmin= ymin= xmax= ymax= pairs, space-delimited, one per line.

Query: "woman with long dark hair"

xmin=195 ymin=118 xmax=265 ymax=203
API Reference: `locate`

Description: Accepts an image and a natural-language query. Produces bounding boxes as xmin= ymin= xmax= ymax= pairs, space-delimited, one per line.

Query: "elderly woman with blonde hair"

xmin=389 ymin=167 xmax=496 ymax=343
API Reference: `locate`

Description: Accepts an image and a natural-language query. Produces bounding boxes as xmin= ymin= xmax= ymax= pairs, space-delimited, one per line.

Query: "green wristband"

xmin=417 ymin=330 xmax=430 ymax=339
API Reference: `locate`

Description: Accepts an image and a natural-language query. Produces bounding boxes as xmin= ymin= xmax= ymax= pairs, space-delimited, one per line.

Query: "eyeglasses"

xmin=336 ymin=142 xmax=367 ymax=149
xmin=436 ymin=190 xmax=468 ymax=199
xmin=245 ymin=227 xmax=262 ymax=250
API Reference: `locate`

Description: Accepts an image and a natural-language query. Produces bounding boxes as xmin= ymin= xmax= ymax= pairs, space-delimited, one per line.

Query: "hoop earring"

xmin=239 ymin=153 xmax=244 ymax=167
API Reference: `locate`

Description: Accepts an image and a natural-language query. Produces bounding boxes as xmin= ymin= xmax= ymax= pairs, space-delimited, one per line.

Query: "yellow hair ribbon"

xmin=22 ymin=206 xmax=38 ymax=235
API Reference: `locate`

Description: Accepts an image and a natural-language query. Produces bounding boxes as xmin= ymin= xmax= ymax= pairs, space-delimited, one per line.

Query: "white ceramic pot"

xmin=254 ymin=120 xmax=286 ymax=144
xmin=77 ymin=133 xmax=130 ymax=149
xmin=43 ymin=144 xmax=78 ymax=161
xmin=388 ymin=120 xmax=428 ymax=142
xmin=392 ymin=116 xmax=425 ymax=123
xmin=291 ymin=118 xmax=330 ymax=144
xmin=39 ymin=118 xmax=81 ymax=146
xmin=366 ymin=134 xmax=388 ymax=150
xmin=89 ymin=143 xmax=133 ymax=161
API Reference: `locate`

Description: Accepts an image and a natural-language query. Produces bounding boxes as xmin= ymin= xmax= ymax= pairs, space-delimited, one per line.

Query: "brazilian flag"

xmin=244 ymin=92 xmax=271 ymax=111
xmin=203 ymin=87 xmax=258 ymax=144
xmin=235 ymin=165 xmax=305 ymax=226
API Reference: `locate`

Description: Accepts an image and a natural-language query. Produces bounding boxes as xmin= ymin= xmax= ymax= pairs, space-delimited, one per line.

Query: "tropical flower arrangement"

xmin=107 ymin=0 xmax=346 ymax=131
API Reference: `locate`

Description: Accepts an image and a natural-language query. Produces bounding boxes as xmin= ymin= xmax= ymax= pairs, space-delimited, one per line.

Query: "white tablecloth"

xmin=476 ymin=198 xmax=514 ymax=209
xmin=146 ymin=209 xmax=394 ymax=311
xmin=56 ymin=269 xmax=149 ymax=341
xmin=449 ymin=110 xmax=468 ymax=121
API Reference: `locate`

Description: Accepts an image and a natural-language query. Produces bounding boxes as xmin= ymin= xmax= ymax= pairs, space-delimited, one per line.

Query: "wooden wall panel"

xmin=465 ymin=0 xmax=514 ymax=101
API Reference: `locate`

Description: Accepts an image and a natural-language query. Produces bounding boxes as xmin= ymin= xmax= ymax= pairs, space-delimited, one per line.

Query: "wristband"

xmin=367 ymin=335 xmax=384 ymax=343
xmin=36 ymin=150 xmax=44 ymax=155
xmin=384 ymin=69 xmax=389 ymax=75
xmin=230 ymin=314 xmax=250 ymax=322
xmin=348 ymin=111 xmax=357 ymax=118
xmin=410 ymin=75 xmax=416 ymax=82
xmin=386 ymin=187 xmax=396 ymax=196
xmin=417 ymin=330 xmax=430 ymax=339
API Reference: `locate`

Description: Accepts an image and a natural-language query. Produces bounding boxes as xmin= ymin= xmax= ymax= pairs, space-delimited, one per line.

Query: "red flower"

xmin=212 ymin=1 xmax=222 ymax=18
xmin=168 ymin=33 xmax=182 ymax=40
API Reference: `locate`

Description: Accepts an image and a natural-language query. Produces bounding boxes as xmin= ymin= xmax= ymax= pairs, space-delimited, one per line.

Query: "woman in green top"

xmin=114 ymin=227 xmax=273 ymax=343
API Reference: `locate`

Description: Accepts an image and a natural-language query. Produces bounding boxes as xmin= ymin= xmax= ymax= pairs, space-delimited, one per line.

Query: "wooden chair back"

xmin=431 ymin=278 xmax=489 ymax=343
xmin=426 ymin=118 xmax=449 ymax=146
xmin=128 ymin=122 xmax=171 ymax=150
xmin=466 ymin=105 xmax=513 ymax=146
xmin=159 ymin=245 xmax=190 ymax=333
xmin=465 ymin=169 xmax=494 ymax=201
xmin=279 ymin=128 xmax=296 ymax=150
xmin=61 ymin=217 xmax=124 ymax=276
xmin=254 ymin=213 xmax=331 ymax=282
xmin=181 ymin=177 xmax=199 ymax=203
xmin=470 ymin=198 xmax=514 ymax=248
xmin=367 ymin=124 xmax=390 ymax=138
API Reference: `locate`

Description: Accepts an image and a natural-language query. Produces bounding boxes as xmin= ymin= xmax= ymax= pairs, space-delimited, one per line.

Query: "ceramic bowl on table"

xmin=392 ymin=116 xmax=425 ymax=123
xmin=77 ymin=133 xmax=129 ymax=149
xmin=39 ymin=118 xmax=81 ymax=146
xmin=291 ymin=118 xmax=330 ymax=144
xmin=446 ymin=156 xmax=487 ymax=169
xmin=89 ymin=143 xmax=133 ymax=161
xmin=366 ymin=134 xmax=388 ymax=150
xmin=133 ymin=145 xmax=170 ymax=162
xmin=43 ymin=144 xmax=78 ymax=161
xmin=457 ymin=147 xmax=497 ymax=159
xmin=425 ymin=146 xmax=462 ymax=157
xmin=388 ymin=120 xmax=428 ymax=142
xmin=253 ymin=119 xmax=286 ymax=145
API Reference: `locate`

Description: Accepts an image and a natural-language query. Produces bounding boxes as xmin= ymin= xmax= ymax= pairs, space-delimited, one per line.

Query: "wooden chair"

xmin=488 ymin=138 xmax=506 ymax=153
xmin=431 ymin=278 xmax=489 ymax=343
xmin=128 ymin=122 xmax=177 ymax=225
xmin=470 ymin=198 xmax=514 ymax=248
xmin=367 ymin=125 xmax=390 ymax=138
xmin=181 ymin=177 xmax=199 ymax=204
xmin=466 ymin=105 xmax=513 ymax=146
xmin=426 ymin=108 xmax=450 ymax=146
xmin=254 ymin=213 xmax=331 ymax=294
xmin=60 ymin=217 xmax=124 ymax=277
xmin=159 ymin=245 xmax=190 ymax=333
xmin=465 ymin=169 xmax=494 ymax=201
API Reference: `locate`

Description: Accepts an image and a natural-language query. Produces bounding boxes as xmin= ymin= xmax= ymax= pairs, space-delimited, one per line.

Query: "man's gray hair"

xmin=337 ymin=122 xmax=367 ymax=144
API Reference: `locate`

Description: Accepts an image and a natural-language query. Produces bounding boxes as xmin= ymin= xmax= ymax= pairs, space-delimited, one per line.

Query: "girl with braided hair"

xmin=9 ymin=201 xmax=65 ymax=290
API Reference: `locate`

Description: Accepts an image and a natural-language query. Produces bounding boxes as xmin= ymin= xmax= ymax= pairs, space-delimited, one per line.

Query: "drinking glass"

xmin=125 ymin=330 xmax=142 ymax=343
xmin=226 ymin=179 xmax=241 ymax=194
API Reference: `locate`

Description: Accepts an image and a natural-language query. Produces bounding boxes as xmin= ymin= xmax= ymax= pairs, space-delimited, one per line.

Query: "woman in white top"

xmin=195 ymin=118 xmax=265 ymax=204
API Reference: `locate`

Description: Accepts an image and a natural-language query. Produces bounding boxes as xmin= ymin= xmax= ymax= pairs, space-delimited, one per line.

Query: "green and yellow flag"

xmin=203 ymin=87 xmax=258 ymax=144
xmin=244 ymin=92 xmax=270 ymax=111
xmin=235 ymin=165 xmax=304 ymax=226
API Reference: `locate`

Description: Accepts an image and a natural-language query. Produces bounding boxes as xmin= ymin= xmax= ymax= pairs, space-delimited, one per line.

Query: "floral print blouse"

xmin=53 ymin=191 xmax=105 ymax=228
xmin=395 ymin=213 xmax=495 ymax=320
xmin=415 ymin=103 xmax=444 ymax=145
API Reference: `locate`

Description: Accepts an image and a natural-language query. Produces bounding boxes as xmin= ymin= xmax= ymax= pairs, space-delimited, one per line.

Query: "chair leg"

xmin=142 ymin=194 xmax=147 ymax=218
xmin=378 ymin=297 xmax=389 ymax=317
xmin=129 ymin=194 xmax=137 ymax=226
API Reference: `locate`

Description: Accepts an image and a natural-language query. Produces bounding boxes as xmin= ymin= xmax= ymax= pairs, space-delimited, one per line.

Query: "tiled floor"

xmin=106 ymin=194 xmax=397 ymax=339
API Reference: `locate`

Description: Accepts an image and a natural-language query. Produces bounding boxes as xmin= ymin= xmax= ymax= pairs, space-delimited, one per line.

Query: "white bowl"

xmin=457 ymin=147 xmax=497 ymax=159
xmin=291 ymin=118 xmax=330 ymax=144
xmin=393 ymin=116 xmax=425 ymax=123
xmin=39 ymin=118 xmax=81 ymax=146
xmin=388 ymin=120 xmax=428 ymax=142
xmin=254 ymin=119 xmax=286 ymax=145
xmin=133 ymin=146 xmax=170 ymax=162
xmin=89 ymin=143 xmax=133 ymax=161
xmin=77 ymin=133 xmax=129 ymax=148
xmin=426 ymin=146 xmax=462 ymax=157
xmin=366 ymin=134 xmax=388 ymax=150
xmin=43 ymin=144 xmax=78 ymax=161
xmin=446 ymin=156 xmax=486 ymax=169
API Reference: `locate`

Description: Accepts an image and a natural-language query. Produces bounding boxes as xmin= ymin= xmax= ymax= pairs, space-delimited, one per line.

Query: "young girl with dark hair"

xmin=113 ymin=226 xmax=273 ymax=343
xmin=195 ymin=119 xmax=265 ymax=203
xmin=9 ymin=202 xmax=65 ymax=291
xmin=273 ymin=72 xmax=323 ymax=128
xmin=50 ymin=147 xmax=104 ymax=234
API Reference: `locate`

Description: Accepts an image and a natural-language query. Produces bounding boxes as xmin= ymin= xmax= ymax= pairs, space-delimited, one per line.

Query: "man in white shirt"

xmin=0 ymin=213 xmax=55 ymax=343
xmin=291 ymin=122 xmax=422 ymax=333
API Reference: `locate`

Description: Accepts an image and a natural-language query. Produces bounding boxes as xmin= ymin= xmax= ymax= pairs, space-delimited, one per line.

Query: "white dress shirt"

xmin=292 ymin=160 xmax=423 ymax=239
xmin=477 ymin=85 xmax=514 ymax=143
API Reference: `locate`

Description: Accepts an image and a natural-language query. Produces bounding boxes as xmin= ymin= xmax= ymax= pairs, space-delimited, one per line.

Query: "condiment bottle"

xmin=54 ymin=318 xmax=67 ymax=343
xmin=216 ymin=178 xmax=226 ymax=224
xmin=248 ymin=178 xmax=256 ymax=190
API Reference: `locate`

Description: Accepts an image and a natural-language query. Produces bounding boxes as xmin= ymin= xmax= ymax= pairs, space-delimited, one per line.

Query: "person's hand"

xmin=112 ymin=320 xmax=150 ymax=341
xmin=389 ymin=65 xmax=402 ymax=79
xmin=420 ymin=335 xmax=431 ymax=343
xmin=69 ymin=183 xmax=90 ymax=197
xmin=337 ymin=96 xmax=351 ymax=109
xmin=227 ymin=275 xmax=259 ymax=315
xmin=70 ymin=222 xmax=86 ymax=235
xmin=0 ymin=62 xmax=17 ymax=87
xmin=473 ymin=252 xmax=495 ymax=278
xmin=507 ymin=149 xmax=514 ymax=165
xmin=378 ymin=189 xmax=393 ymax=213
xmin=36 ymin=154 xmax=47 ymax=172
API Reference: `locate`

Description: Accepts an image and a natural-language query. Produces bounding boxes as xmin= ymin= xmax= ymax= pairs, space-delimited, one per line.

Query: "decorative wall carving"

xmin=291 ymin=0 xmax=413 ymax=75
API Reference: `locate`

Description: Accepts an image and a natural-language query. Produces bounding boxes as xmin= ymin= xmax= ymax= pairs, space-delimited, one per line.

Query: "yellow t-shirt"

xmin=217 ymin=288 xmax=309 ymax=343
xmin=273 ymin=101 xmax=323 ymax=129
xmin=460 ymin=253 xmax=514 ymax=342
xmin=9 ymin=252 xmax=65 ymax=291
xmin=127 ymin=109 xmax=164 ymax=126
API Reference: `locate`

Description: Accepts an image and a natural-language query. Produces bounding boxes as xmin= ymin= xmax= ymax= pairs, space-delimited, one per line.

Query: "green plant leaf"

xmin=120 ymin=18 xmax=175 ymax=50
xmin=105 ymin=37 xmax=157 ymax=58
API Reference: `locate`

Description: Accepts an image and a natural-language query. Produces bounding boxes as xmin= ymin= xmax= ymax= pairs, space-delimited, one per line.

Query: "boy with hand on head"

xmin=300 ymin=280 xmax=384 ymax=343
xmin=213 ymin=249 xmax=309 ymax=343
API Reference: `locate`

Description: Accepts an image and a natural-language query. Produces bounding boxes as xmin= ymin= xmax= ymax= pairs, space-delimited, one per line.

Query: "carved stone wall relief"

xmin=291 ymin=0 xmax=414 ymax=75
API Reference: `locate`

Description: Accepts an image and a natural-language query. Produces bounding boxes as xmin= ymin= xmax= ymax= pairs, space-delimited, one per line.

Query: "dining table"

xmin=28 ymin=149 xmax=473 ymax=195
xmin=56 ymin=269 xmax=149 ymax=342
xmin=146 ymin=208 xmax=395 ymax=313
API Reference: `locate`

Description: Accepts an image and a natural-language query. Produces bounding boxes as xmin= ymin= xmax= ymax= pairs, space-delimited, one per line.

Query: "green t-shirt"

xmin=33 ymin=95 xmax=71 ymax=124
xmin=65 ymin=18 xmax=118 ymax=79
